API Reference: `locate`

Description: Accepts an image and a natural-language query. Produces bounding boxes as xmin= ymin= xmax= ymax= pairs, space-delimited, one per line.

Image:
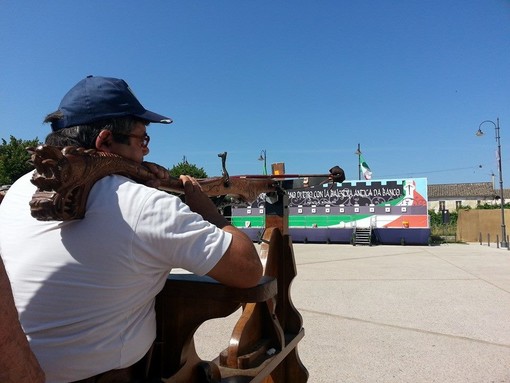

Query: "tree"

xmin=0 ymin=136 xmax=41 ymax=185
xmin=168 ymin=157 xmax=208 ymax=179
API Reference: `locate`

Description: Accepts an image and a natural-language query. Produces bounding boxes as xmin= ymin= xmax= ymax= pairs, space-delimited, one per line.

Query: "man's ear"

xmin=95 ymin=130 xmax=112 ymax=151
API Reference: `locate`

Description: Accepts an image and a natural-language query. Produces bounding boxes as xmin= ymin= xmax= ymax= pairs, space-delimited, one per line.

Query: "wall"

xmin=457 ymin=209 xmax=510 ymax=243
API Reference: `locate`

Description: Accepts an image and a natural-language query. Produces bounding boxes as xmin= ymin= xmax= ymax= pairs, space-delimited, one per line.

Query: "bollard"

xmin=479 ymin=232 xmax=482 ymax=245
xmin=497 ymin=235 xmax=500 ymax=248
xmin=488 ymin=233 xmax=491 ymax=247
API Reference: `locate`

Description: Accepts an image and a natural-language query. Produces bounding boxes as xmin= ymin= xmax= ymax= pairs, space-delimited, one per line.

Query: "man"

xmin=328 ymin=166 xmax=345 ymax=183
xmin=0 ymin=76 xmax=262 ymax=382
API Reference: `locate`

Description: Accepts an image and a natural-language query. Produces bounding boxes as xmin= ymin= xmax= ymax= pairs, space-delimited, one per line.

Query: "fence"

xmin=457 ymin=209 xmax=510 ymax=243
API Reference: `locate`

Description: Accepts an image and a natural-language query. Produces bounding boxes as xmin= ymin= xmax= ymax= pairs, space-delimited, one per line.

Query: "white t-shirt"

xmin=0 ymin=172 xmax=232 ymax=383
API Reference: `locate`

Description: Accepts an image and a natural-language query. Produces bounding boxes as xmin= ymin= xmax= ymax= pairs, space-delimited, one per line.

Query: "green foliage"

xmin=428 ymin=210 xmax=441 ymax=226
xmin=428 ymin=209 xmax=458 ymax=240
xmin=428 ymin=209 xmax=458 ymax=226
xmin=169 ymin=160 xmax=208 ymax=179
xmin=430 ymin=223 xmax=457 ymax=237
xmin=476 ymin=202 xmax=510 ymax=209
xmin=0 ymin=136 xmax=41 ymax=185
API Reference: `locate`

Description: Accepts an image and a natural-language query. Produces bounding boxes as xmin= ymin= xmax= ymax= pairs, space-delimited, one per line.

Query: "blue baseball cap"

xmin=50 ymin=75 xmax=173 ymax=131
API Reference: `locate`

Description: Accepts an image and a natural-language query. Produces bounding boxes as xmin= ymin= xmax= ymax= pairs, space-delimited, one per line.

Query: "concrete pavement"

xmin=194 ymin=242 xmax=510 ymax=382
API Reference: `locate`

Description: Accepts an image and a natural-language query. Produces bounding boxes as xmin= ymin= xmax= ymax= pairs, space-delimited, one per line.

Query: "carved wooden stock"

xmin=28 ymin=145 xmax=278 ymax=221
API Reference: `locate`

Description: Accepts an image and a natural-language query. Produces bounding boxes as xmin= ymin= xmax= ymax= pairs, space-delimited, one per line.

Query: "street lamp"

xmin=476 ymin=118 xmax=507 ymax=248
xmin=258 ymin=149 xmax=267 ymax=175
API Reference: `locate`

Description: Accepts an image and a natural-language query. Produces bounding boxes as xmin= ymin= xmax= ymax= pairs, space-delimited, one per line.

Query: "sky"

xmin=1 ymin=1 xmax=510 ymax=185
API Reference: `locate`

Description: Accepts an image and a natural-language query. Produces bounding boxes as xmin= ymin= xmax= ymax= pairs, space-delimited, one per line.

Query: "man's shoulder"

xmin=94 ymin=175 xmax=179 ymax=204
xmin=3 ymin=172 xmax=36 ymax=194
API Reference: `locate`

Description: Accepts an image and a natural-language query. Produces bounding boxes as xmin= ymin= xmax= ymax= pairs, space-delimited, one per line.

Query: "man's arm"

xmin=0 ymin=257 xmax=45 ymax=383
xmin=205 ymin=224 xmax=263 ymax=288
xmin=179 ymin=175 xmax=263 ymax=288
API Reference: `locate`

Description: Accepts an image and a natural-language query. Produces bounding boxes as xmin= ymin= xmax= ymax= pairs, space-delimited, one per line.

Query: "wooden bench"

xmin=148 ymin=189 xmax=309 ymax=382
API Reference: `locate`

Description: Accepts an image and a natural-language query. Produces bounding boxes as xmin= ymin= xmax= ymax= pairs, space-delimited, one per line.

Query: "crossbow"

xmin=28 ymin=145 xmax=337 ymax=221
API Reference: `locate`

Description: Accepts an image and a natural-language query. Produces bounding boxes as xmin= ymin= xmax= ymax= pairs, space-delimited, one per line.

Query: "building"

xmin=427 ymin=181 xmax=510 ymax=212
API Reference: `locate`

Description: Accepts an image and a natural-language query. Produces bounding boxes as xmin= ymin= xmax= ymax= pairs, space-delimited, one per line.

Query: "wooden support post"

xmin=264 ymin=186 xmax=290 ymax=236
xmin=217 ymin=184 xmax=309 ymax=382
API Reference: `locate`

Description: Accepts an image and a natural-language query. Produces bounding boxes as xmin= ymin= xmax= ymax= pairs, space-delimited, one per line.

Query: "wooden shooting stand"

xmin=149 ymin=187 xmax=309 ymax=382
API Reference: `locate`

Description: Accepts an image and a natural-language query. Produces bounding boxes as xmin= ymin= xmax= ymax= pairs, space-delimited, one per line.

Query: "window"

xmin=455 ymin=201 xmax=462 ymax=210
xmin=439 ymin=201 xmax=446 ymax=211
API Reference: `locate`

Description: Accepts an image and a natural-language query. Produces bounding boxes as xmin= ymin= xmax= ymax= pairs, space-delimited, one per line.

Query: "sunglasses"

xmin=115 ymin=132 xmax=150 ymax=148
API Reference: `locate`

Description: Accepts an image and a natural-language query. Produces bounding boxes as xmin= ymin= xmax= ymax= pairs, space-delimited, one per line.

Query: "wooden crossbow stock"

xmin=28 ymin=145 xmax=336 ymax=221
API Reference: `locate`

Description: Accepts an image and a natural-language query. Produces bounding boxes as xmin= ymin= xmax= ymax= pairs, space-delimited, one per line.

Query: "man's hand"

xmin=180 ymin=175 xmax=230 ymax=228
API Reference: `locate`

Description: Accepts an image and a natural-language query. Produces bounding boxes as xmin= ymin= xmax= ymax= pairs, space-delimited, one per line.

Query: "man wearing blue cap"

xmin=0 ymin=76 xmax=262 ymax=383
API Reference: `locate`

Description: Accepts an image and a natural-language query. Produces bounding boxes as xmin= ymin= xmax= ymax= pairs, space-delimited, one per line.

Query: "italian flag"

xmin=360 ymin=155 xmax=372 ymax=180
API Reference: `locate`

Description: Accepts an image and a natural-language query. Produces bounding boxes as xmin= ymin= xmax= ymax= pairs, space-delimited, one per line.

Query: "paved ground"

xmin=193 ymin=242 xmax=510 ymax=383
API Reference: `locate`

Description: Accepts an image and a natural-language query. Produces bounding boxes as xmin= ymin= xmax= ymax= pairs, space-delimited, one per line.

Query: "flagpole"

xmin=355 ymin=143 xmax=362 ymax=180
xmin=258 ymin=149 xmax=267 ymax=175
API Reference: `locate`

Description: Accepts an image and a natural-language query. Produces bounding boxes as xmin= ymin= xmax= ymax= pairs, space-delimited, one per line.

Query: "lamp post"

xmin=258 ymin=149 xmax=267 ymax=175
xmin=476 ymin=118 xmax=507 ymax=248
